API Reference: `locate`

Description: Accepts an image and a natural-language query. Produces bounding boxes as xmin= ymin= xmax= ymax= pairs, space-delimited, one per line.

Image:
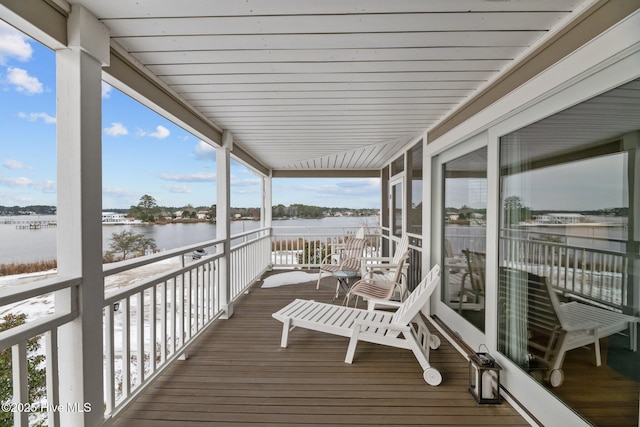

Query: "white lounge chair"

xmin=273 ymin=265 xmax=443 ymax=385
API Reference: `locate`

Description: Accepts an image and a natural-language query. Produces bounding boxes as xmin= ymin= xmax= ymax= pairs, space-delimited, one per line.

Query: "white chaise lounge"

xmin=272 ymin=265 xmax=443 ymax=385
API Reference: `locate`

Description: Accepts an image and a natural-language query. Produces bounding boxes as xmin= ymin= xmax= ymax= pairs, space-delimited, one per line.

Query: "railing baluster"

xmin=160 ymin=280 xmax=167 ymax=364
xmin=121 ymin=298 xmax=130 ymax=399
xmin=186 ymin=270 xmax=192 ymax=340
xmin=136 ymin=291 xmax=144 ymax=388
xmin=170 ymin=278 xmax=176 ymax=355
xmin=12 ymin=342 xmax=28 ymax=427
xmin=46 ymin=329 xmax=60 ymax=427
xmin=150 ymin=285 xmax=157 ymax=375
xmin=103 ymin=306 xmax=115 ymax=416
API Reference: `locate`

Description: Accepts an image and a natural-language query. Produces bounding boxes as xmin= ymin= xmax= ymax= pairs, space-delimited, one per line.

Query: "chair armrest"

xmin=363 ymin=257 xmax=393 ymax=264
xmin=365 ymin=263 xmax=401 ymax=271
xmin=367 ymin=298 xmax=402 ymax=311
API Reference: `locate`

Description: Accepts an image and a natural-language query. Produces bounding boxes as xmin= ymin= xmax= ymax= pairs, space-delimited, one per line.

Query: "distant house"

xmin=536 ymin=213 xmax=583 ymax=224
xmin=196 ymin=210 xmax=209 ymax=220
xmin=102 ymin=212 xmax=126 ymax=223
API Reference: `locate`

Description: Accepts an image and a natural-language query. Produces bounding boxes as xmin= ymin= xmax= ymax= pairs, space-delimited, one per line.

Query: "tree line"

xmin=2 ymin=196 xmax=379 ymax=221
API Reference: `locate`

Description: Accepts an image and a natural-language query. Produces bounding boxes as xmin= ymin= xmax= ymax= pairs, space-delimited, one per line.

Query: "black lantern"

xmin=468 ymin=352 xmax=502 ymax=404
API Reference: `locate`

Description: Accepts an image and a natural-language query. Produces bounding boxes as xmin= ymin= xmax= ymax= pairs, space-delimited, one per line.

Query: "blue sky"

xmin=0 ymin=20 xmax=380 ymax=210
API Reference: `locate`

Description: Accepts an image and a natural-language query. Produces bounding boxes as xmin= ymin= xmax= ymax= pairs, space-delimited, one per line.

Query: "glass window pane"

xmin=441 ymin=147 xmax=487 ymax=332
xmin=409 ymin=141 xmax=423 ymax=235
xmin=497 ymin=78 xmax=639 ymax=426
xmin=391 ymin=155 xmax=404 ymax=176
xmin=392 ymin=181 xmax=403 ymax=237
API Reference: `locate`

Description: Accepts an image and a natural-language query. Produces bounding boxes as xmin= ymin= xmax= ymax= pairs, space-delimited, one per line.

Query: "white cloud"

xmin=149 ymin=125 xmax=170 ymax=139
xmin=102 ymin=82 xmax=112 ymax=98
xmin=3 ymin=159 xmax=30 ymax=170
xmin=0 ymin=176 xmax=33 ymax=186
xmin=104 ymin=122 xmax=129 ymax=137
xmin=6 ymin=67 xmax=43 ymax=94
xmin=0 ymin=175 xmax=56 ymax=193
xmin=0 ymin=21 xmax=33 ymax=64
xmin=137 ymin=125 xmax=171 ymax=139
xmin=194 ymin=140 xmax=216 ymax=160
xmin=159 ymin=172 xmax=216 ymax=182
xmin=18 ymin=112 xmax=56 ymax=124
xmin=231 ymin=176 xmax=261 ymax=187
xmin=165 ymin=184 xmax=192 ymax=194
xmin=38 ymin=180 xmax=56 ymax=193
xmin=103 ymin=187 xmax=134 ymax=197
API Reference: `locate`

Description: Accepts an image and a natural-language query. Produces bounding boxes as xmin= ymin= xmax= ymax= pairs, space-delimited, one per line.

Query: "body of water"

xmin=0 ymin=215 xmax=378 ymax=264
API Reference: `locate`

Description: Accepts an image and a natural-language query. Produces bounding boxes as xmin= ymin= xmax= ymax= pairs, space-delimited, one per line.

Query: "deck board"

xmin=113 ymin=271 xmax=529 ymax=426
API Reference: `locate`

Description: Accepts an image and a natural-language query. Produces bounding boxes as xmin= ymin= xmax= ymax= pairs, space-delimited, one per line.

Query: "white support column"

xmin=623 ymin=131 xmax=640 ymax=315
xmin=263 ymin=172 xmax=273 ymax=269
xmin=55 ymin=5 xmax=109 ymax=426
xmin=217 ymin=131 xmax=233 ymax=318
xmin=262 ymin=172 xmax=273 ymax=228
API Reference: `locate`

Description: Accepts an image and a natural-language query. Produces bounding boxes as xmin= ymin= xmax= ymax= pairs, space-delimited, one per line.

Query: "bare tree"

xmin=107 ymin=230 xmax=157 ymax=260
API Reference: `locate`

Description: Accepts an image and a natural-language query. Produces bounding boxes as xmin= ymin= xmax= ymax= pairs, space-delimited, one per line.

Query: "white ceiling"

xmin=70 ymin=0 xmax=590 ymax=172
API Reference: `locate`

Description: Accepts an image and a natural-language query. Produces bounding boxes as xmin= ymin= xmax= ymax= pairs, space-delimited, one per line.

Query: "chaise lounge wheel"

xmin=429 ymin=335 xmax=441 ymax=350
xmin=549 ymin=369 xmax=564 ymax=387
xmin=423 ymin=368 xmax=442 ymax=386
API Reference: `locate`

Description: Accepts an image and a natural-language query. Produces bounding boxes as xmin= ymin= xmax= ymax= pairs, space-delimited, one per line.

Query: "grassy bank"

xmin=0 ymin=260 xmax=57 ymax=277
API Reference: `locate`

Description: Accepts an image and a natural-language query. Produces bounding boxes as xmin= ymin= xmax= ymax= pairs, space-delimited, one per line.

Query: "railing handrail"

xmin=0 ymin=275 xmax=81 ymax=306
xmin=103 ymin=238 xmax=223 ymax=277
xmin=502 ymin=233 xmax=628 ymax=258
xmin=103 ymin=253 xmax=223 ymax=305
xmin=501 ymin=225 xmax=629 ymax=245
xmin=231 ymin=226 xmax=269 ymax=240
xmin=0 ymin=310 xmax=76 ymax=350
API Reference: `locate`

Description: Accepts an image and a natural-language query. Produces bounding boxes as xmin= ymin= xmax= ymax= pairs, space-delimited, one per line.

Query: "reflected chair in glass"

xmin=458 ymin=249 xmax=486 ymax=313
xmin=499 ymin=268 xmax=638 ymax=387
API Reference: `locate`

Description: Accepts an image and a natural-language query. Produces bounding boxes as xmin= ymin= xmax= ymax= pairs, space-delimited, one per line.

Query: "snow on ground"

xmin=261 ymin=270 xmax=322 ymax=288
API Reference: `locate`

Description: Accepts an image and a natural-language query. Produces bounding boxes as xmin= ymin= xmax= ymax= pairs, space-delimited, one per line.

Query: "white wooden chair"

xmin=346 ymin=250 xmax=410 ymax=308
xmin=360 ymin=234 xmax=409 ymax=285
xmin=273 ymin=265 xmax=443 ymax=385
xmin=316 ymin=235 xmax=366 ymax=290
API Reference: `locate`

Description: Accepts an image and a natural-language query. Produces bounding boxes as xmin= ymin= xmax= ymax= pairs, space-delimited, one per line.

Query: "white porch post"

xmin=55 ymin=5 xmax=109 ymax=426
xmin=262 ymin=173 xmax=273 ymax=228
xmin=217 ymin=131 xmax=233 ymax=318
xmin=263 ymin=173 xmax=273 ymax=268
xmin=624 ymin=131 xmax=640 ymax=315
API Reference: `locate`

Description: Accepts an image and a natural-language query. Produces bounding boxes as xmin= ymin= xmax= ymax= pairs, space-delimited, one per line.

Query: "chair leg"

xmin=345 ymin=326 xmax=362 ymax=364
xmin=280 ymin=318 xmax=291 ymax=348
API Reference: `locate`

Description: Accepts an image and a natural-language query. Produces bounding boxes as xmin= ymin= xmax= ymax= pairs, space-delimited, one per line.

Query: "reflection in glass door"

xmin=391 ymin=179 xmax=403 ymax=238
xmin=441 ymin=147 xmax=487 ymax=332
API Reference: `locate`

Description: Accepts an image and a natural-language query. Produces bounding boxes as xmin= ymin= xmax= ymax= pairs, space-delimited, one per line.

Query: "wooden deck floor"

xmin=113 ymin=271 xmax=529 ymax=426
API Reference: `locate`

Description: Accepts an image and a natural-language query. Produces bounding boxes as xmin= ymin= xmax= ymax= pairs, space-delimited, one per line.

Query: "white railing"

xmin=500 ymin=235 xmax=632 ymax=312
xmin=102 ymin=250 xmax=221 ymax=418
xmin=270 ymin=225 xmax=383 ymax=269
xmin=0 ymin=227 xmax=271 ymax=426
xmin=0 ymin=276 xmax=80 ymax=427
xmin=229 ymin=228 xmax=271 ymax=300
xmin=2 ymin=224 xmax=429 ymax=426
xmin=102 ymin=227 xmax=272 ymax=420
